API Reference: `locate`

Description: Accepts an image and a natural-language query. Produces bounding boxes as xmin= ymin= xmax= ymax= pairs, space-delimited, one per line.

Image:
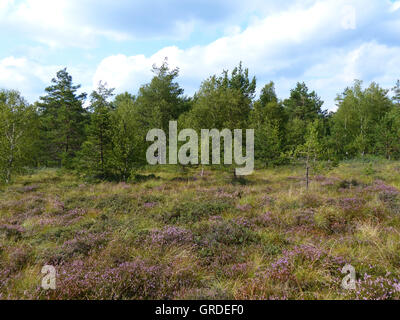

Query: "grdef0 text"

xmin=199 ymin=305 xmax=244 ymax=315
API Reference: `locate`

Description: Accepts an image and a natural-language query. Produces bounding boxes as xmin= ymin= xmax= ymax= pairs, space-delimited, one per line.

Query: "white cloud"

xmin=92 ymin=0 xmax=400 ymax=110
xmin=0 ymin=57 xmax=61 ymax=99
xmin=1 ymin=0 xmax=399 ymax=111
xmin=0 ymin=57 xmax=89 ymax=103
xmin=0 ymin=0 xmax=289 ymax=48
xmin=1 ymin=0 xmax=130 ymax=48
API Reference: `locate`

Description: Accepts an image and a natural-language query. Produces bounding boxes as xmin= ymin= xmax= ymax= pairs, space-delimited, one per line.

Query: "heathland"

xmin=1 ymin=159 xmax=400 ymax=300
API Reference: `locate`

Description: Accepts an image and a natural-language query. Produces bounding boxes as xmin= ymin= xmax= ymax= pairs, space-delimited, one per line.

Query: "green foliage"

xmin=135 ymin=58 xmax=189 ymax=133
xmin=111 ymin=92 xmax=146 ymax=180
xmin=331 ymin=80 xmax=393 ymax=158
xmin=78 ymin=82 xmax=115 ymax=179
xmin=184 ymin=62 xmax=256 ymax=131
xmin=37 ymin=68 xmax=87 ymax=168
xmin=0 ymin=89 xmax=38 ymax=183
xmin=2 ymin=62 xmax=400 ymax=183
xmin=283 ymin=82 xmax=326 ymax=122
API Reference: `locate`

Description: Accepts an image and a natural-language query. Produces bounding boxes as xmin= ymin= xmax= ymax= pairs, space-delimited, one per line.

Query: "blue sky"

xmin=0 ymin=0 xmax=399 ymax=110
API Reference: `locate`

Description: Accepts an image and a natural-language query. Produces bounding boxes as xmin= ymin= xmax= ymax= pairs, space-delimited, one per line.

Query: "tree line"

xmin=1 ymin=60 xmax=400 ymax=183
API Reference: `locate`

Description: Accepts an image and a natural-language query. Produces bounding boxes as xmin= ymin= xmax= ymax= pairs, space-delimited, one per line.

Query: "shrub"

xmin=194 ymin=219 xmax=258 ymax=247
xmin=162 ymin=199 xmax=233 ymax=223
xmin=149 ymin=226 xmax=193 ymax=247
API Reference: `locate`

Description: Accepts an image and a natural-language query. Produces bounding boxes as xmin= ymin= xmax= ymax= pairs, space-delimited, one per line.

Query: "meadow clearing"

xmin=1 ymin=159 xmax=400 ymax=300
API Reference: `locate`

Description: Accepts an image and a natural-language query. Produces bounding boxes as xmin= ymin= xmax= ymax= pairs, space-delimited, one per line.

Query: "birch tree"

xmin=0 ymin=90 xmax=36 ymax=184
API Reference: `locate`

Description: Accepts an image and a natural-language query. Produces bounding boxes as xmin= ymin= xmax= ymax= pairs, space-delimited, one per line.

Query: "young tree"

xmin=79 ymin=82 xmax=114 ymax=179
xmin=253 ymin=119 xmax=282 ymax=166
xmin=283 ymin=82 xmax=326 ymax=152
xmin=185 ymin=63 xmax=256 ymax=131
xmin=284 ymin=82 xmax=326 ymax=122
xmin=0 ymin=90 xmax=37 ymax=183
xmin=250 ymin=82 xmax=286 ymax=165
xmin=295 ymin=120 xmax=323 ymax=190
xmin=374 ymin=107 xmax=400 ymax=159
xmin=331 ymin=81 xmax=393 ymax=158
xmin=135 ymin=58 xmax=189 ymax=133
xmin=37 ymin=68 xmax=87 ymax=167
xmin=111 ymin=92 xmax=146 ymax=181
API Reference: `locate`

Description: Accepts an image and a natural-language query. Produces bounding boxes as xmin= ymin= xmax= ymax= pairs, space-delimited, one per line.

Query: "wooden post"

xmin=306 ymin=166 xmax=309 ymax=190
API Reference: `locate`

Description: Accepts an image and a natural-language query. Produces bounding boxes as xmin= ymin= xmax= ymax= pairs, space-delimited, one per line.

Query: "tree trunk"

xmin=306 ymin=166 xmax=309 ymax=191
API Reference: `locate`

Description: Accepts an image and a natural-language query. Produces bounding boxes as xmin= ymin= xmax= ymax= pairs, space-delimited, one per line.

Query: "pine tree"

xmin=135 ymin=58 xmax=189 ymax=133
xmin=284 ymin=82 xmax=326 ymax=122
xmin=37 ymin=68 xmax=87 ymax=167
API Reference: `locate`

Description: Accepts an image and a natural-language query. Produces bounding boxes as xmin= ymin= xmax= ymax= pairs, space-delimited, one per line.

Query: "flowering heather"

xmin=51 ymin=198 xmax=65 ymax=212
xmin=3 ymin=162 xmax=400 ymax=300
xmin=17 ymin=185 xmax=39 ymax=193
xmin=267 ymin=245 xmax=345 ymax=283
xmin=8 ymin=246 xmax=31 ymax=272
xmin=62 ymin=208 xmax=87 ymax=225
xmin=337 ymin=198 xmax=364 ymax=214
xmin=253 ymin=212 xmax=274 ymax=227
xmin=149 ymin=226 xmax=193 ymax=247
xmin=294 ymin=209 xmax=315 ymax=226
xmin=232 ymin=217 xmax=254 ymax=229
xmin=345 ymin=273 xmax=400 ymax=300
xmin=59 ymin=231 xmax=109 ymax=260
xmin=223 ymin=262 xmax=252 ymax=279
xmin=236 ymin=204 xmax=252 ymax=212
xmin=38 ymin=258 xmax=196 ymax=300
xmin=143 ymin=202 xmax=157 ymax=208
xmin=0 ymin=224 xmax=25 ymax=239
xmin=196 ymin=218 xmax=258 ymax=248
xmin=214 ymin=188 xmax=243 ymax=199
xmin=261 ymin=195 xmax=274 ymax=206
xmin=208 ymin=215 xmax=223 ymax=222
xmin=364 ymin=180 xmax=399 ymax=195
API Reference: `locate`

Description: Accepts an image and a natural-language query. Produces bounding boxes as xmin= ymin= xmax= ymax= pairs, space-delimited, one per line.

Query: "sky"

xmin=0 ymin=0 xmax=399 ymax=111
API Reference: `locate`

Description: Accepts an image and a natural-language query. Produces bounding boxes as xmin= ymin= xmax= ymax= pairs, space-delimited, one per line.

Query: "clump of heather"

xmin=214 ymin=188 xmax=243 ymax=200
xmin=37 ymin=258 xmax=196 ymax=300
xmin=345 ymin=273 xmax=400 ymax=300
xmin=338 ymin=198 xmax=365 ymax=215
xmin=0 ymin=224 xmax=25 ymax=239
xmin=222 ymin=262 xmax=252 ymax=279
xmin=294 ymin=209 xmax=315 ymax=226
xmin=364 ymin=180 xmax=399 ymax=195
xmin=62 ymin=231 xmax=108 ymax=255
xmin=149 ymin=226 xmax=193 ymax=247
xmin=143 ymin=202 xmax=157 ymax=208
xmin=365 ymin=180 xmax=400 ymax=213
xmin=267 ymin=245 xmax=346 ymax=283
xmin=17 ymin=185 xmax=39 ymax=193
xmin=195 ymin=219 xmax=258 ymax=247
xmin=252 ymin=212 xmax=275 ymax=227
xmin=0 ymin=268 xmax=12 ymax=292
xmin=44 ymin=231 xmax=109 ymax=264
xmin=301 ymin=194 xmax=322 ymax=208
xmin=208 ymin=215 xmax=223 ymax=222
xmin=236 ymin=204 xmax=252 ymax=212
xmin=260 ymin=195 xmax=274 ymax=206
xmin=62 ymin=208 xmax=87 ymax=225
xmin=8 ymin=246 xmax=31 ymax=272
